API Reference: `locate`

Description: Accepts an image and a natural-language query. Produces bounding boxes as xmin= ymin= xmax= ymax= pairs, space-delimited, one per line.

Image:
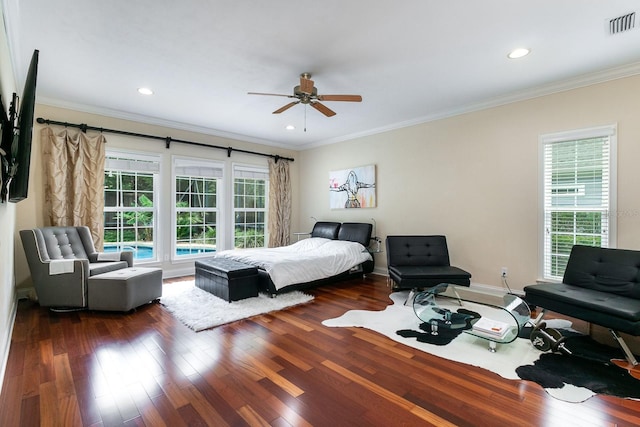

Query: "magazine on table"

xmin=472 ymin=317 xmax=511 ymax=338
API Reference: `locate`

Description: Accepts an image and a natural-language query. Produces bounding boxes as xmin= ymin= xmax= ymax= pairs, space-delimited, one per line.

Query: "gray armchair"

xmin=20 ymin=226 xmax=133 ymax=309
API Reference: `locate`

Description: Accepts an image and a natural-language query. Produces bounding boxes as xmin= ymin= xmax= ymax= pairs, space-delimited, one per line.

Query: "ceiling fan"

xmin=248 ymin=73 xmax=362 ymax=117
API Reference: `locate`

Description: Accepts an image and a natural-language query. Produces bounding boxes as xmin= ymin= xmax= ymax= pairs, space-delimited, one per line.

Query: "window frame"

xmin=232 ymin=163 xmax=269 ymax=249
xmin=171 ymin=156 xmax=225 ymax=261
xmin=538 ymin=124 xmax=617 ymax=281
xmin=103 ymin=149 xmax=161 ymax=264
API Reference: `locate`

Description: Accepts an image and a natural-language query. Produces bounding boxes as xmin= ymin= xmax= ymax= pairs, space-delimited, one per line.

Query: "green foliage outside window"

xmin=234 ymin=228 xmax=265 ymax=248
xmin=234 ymin=178 xmax=266 ymax=248
xmin=104 ymin=170 xmax=156 ymax=245
xmin=175 ymin=201 xmax=217 ymax=243
xmin=174 ymin=176 xmax=218 ymax=255
xmin=104 ymin=194 xmax=154 ymax=243
xmin=548 ymin=211 xmax=603 ymax=277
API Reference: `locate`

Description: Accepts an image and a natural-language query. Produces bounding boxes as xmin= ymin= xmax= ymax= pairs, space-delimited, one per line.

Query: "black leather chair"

xmin=386 ymin=235 xmax=471 ymax=291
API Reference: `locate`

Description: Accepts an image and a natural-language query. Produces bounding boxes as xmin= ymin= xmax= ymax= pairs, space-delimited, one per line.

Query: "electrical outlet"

xmin=501 ymin=267 xmax=508 ymax=277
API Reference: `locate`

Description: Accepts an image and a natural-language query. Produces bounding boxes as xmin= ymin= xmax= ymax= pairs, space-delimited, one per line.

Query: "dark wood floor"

xmin=1 ymin=275 xmax=639 ymax=426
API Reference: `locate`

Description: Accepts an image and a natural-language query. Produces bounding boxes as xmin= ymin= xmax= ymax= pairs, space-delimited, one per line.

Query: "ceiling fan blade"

xmin=273 ymin=101 xmax=300 ymax=114
xmin=299 ymin=76 xmax=314 ymax=95
xmin=310 ymin=102 xmax=336 ymax=117
xmin=317 ymin=94 xmax=362 ymax=102
xmin=248 ymin=92 xmax=294 ymax=98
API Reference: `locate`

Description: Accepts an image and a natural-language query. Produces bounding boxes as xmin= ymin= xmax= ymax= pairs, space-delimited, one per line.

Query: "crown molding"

xmin=37 ymin=61 xmax=640 ymax=152
xmin=300 ymin=61 xmax=640 ymax=150
xmin=35 ymin=96 xmax=294 ymax=149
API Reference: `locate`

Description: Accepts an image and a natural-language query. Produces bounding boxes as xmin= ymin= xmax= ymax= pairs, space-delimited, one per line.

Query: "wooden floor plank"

xmin=20 ymin=394 xmax=40 ymax=427
xmin=1 ymin=274 xmax=640 ymax=426
xmin=237 ymin=404 xmax=271 ymax=427
xmin=39 ymin=381 xmax=61 ymax=427
xmin=0 ymin=374 xmax=24 ymax=426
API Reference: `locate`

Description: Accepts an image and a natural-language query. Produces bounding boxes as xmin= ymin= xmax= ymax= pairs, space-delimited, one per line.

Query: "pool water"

xmin=104 ymin=245 xmax=215 ymax=260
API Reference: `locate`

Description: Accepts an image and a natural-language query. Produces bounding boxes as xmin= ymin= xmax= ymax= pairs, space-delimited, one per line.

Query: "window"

xmin=104 ymin=151 xmax=161 ymax=262
xmin=173 ymin=157 xmax=223 ymax=259
xmin=233 ymin=165 xmax=268 ymax=248
xmin=540 ymin=125 xmax=616 ymax=281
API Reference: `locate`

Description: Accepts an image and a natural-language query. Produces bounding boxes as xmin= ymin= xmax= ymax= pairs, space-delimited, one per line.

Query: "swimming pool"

xmin=104 ymin=245 xmax=215 ymax=260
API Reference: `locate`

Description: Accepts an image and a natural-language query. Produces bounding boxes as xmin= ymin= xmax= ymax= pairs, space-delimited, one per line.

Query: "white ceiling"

xmin=4 ymin=1 xmax=640 ymax=150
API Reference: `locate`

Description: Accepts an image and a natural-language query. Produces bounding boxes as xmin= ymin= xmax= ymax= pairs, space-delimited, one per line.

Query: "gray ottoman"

xmin=195 ymin=258 xmax=259 ymax=301
xmin=88 ymin=267 xmax=163 ymax=311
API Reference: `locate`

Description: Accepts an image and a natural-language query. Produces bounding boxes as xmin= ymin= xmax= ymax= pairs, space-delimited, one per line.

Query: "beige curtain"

xmin=267 ymin=158 xmax=291 ymax=247
xmin=42 ymin=127 xmax=106 ymax=249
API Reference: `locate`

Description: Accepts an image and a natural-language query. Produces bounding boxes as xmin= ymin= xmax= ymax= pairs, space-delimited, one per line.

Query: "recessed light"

xmin=285 ymin=125 xmax=295 ymax=131
xmin=508 ymin=48 xmax=530 ymax=59
xmin=137 ymin=87 xmax=154 ymax=95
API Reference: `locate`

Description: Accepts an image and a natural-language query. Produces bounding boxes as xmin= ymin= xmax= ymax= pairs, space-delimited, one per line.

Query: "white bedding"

xmin=214 ymin=237 xmax=372 ymax=290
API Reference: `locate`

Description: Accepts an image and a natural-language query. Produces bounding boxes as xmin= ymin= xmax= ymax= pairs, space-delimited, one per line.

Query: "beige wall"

xmin=4 ymin=41 xmax=640 ymax=366
xmin=13 ymin=104 xmax=299 ymax=288
xmin=15 ymin=71 xmax=640 ymax=295
xmin=298 ymin=74 xmax=640 ymax=291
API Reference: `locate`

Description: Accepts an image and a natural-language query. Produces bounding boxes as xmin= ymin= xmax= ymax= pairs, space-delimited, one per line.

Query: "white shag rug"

xmin=322 ymin=290 xmax=593 ymax=403
xmin=160 ymin=280 xmax=314 ymax=332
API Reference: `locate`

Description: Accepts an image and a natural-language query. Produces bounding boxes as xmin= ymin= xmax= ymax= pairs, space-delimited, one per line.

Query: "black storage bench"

xmin=195 ymin=258 xmax=259 ymax=302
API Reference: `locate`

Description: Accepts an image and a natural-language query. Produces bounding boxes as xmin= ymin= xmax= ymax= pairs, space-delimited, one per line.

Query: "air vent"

xmin=609 ymin=12 xmax=635 ymax=34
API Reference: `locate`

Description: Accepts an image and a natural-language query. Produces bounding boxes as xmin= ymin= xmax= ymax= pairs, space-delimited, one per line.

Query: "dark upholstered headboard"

xmin=311 ymin=222 xmax=341 ymax=239
xmin=339 ymin=222 xmax=372 ymax=246
xmin=310 ymin=221 xmax=372 ymax=247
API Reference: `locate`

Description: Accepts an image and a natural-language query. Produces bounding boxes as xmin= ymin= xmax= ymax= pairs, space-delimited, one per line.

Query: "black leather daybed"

xmin=215 ymin=221 xmax=374 ymax=296
xmin=524 ymin=245 xmax=640 ymax=378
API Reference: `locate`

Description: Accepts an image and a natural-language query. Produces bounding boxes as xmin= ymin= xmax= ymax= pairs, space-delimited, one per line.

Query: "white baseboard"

xmin=162 ymin=265 xmax=195 ymax=279
xmin=0 ymin=293 xmax=18 ymax=397
xmin=371 ymin=267 xmax=387 ymax=276
xmin=16 ymin=287 xmax=34 ymax=300
xmin=469 ymin=281 xmax=525 ymax=297
xmin=377 ymin=271 xmax=519 ymax=296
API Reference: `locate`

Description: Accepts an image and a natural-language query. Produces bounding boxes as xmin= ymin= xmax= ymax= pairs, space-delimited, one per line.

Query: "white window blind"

xmin=540 ymin=125 xmax=616 ymax=281
xmin=174 ymin=158 xmax=223 ymax=178
xmin=105 ymin=151 xmax=160 ymax=173
xmin=233 ymin=166 xmax=269 ymax=180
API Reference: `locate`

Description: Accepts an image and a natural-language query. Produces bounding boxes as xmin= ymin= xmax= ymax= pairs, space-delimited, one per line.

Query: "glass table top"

xmin=412 ymin=283 xmax=531 ymax=350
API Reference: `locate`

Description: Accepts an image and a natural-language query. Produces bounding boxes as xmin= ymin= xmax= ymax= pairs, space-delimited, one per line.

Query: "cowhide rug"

xmin=515 ymin=330 xmax=640 ymax=399
xmin=322 ymin=290 xmax=640 ymax=403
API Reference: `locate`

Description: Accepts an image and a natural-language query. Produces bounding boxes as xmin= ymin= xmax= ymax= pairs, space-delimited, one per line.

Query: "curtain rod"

xmin=35 ymin=117 xmax=295 ymax=162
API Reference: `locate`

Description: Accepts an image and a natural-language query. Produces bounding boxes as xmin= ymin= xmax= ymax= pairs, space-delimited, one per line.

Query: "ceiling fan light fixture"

xmin=137 ymin=87 xmax=154 ymax=95
xmin=249 ymin=73 xmax=362 ymax=118
xmin=285 ymin=125 xmax=295 ymax=131
xmin=508 ymin=48 xmax=531 ymax=59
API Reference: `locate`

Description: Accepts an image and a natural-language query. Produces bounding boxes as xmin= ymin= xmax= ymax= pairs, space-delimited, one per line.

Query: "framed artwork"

xmin=329 ymin=164 xmax=376 ymax=209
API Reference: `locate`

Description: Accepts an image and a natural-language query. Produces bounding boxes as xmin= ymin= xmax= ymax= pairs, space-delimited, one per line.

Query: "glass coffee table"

xmin=412 ymin=283 xmax=531 ymax=352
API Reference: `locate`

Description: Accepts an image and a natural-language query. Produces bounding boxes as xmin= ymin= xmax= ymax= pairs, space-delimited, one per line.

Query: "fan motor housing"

xmin=294 ymin=85 xmax=317 ymax=103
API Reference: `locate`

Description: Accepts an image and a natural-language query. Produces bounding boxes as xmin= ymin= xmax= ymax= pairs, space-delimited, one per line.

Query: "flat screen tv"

xmin=8 ymin=49 xmax=39 ymax=203
xmin=0 ymin=94 xmax=11 ymax=170
xmin=0 ymin=94 xmax=15 ymax=201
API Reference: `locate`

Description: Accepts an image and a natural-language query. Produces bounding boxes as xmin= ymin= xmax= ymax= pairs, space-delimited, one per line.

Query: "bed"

xmin=214 ymin=221 xmax=374 ymax=295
